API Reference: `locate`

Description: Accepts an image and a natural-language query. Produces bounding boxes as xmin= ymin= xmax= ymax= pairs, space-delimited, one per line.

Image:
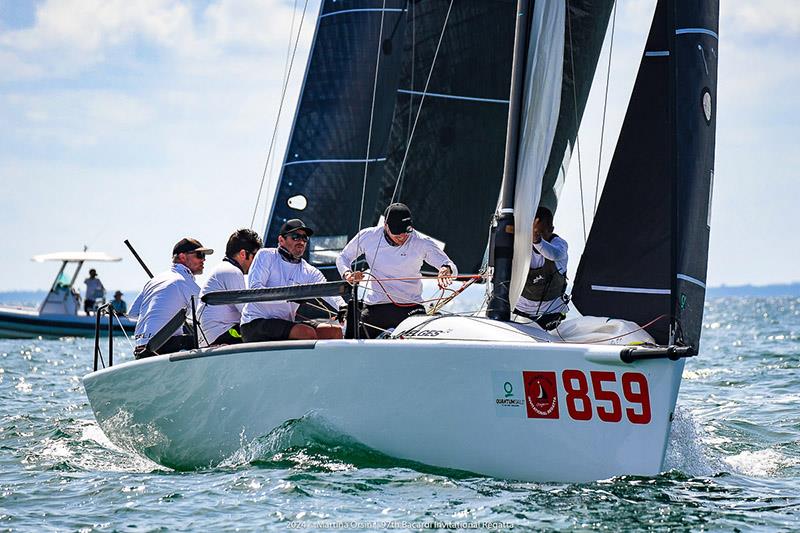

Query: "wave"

xmin=218 ymin=413 xmax=478 ymax=479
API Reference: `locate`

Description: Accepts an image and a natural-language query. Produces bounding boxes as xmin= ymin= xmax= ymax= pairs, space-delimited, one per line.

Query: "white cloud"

xmin=722 ymin=1 xmax=800 ymax=37
xmin=0 ymin=0 xmax=307 ymax=81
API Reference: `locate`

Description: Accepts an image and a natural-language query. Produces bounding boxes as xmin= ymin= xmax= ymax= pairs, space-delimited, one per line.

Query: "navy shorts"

xmin=241 ymin=318 xmax=331 ymax=342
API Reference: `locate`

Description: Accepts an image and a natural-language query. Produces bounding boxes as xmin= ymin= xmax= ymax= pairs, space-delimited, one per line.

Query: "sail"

xmin=672 ymin=1 xmax=719 ymax=348
xmin=507 ymin=1 xmax=565 ymax=312
xmin=371 ymin=0 xmax=517 ymax=274
xmin=537 ymin=0 xmax=616 ymax=213
xmin=493 ymin=0 xmax=614 ymax=315
xmin=572 ymin=0 xmax=719 ymax=348
xmin=266 ymin=1 xmax=408 ymax=276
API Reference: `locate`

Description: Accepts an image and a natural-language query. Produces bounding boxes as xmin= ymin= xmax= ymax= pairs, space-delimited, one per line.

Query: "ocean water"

xmin=1 ymin=297 xmax=798 ymax=531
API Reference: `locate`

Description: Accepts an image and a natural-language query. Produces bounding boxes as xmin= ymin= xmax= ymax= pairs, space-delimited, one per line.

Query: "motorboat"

xmin=0 ymin=251 xmax=135 ymax=338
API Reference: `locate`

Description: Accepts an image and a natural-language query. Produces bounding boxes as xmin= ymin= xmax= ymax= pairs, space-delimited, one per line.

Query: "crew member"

xmin=83 ymin=269 xmax=106 ymax=315
xmin=513 ymin=206 xmax=569 ymax=330
xmin=241 ymin=219 xmax=344 ymax=342
xmin=336 ymin=203 xmax=457 ymax=338
xmin=198 ymin=228 xmax=263 ymax=346
xmin=110 ymin=290 xmax=127 ymax=315
xmin=128 ymin=237 xmax=213 ymax=357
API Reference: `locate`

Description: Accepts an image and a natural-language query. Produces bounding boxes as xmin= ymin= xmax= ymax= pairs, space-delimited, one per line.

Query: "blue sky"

xmin=0 ymin=0 xmax=798 ymax=293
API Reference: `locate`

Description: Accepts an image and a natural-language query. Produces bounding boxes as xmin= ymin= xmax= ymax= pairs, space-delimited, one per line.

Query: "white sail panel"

xmin=508 ymin=1 xmax=566 ymax=310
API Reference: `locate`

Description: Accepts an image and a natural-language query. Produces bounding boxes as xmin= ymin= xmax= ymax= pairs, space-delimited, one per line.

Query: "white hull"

xmin=84 ymin=317 xmax=684 ymax=482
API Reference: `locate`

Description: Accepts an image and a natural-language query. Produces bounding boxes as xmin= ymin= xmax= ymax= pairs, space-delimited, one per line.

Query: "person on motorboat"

xmin=198 ymin=228 xmax=263 ymax=346
xmin=110 ymin=290 xmax=127 ymax=316
xmin=240 ymin=219 xmax=344 ymax=342
xmin=83 ymin=269 xmax=106 ymax=315
xmin=513 ymin=206 xmax=569 ymax=330
xmin=336 ymin=202 xmax=457 ymax=338
xmin=129 ymin=237 xmax=214 ymax=358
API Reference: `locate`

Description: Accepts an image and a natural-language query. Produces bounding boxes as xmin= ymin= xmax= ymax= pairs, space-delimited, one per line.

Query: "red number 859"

xmin=562 ymin=370 xmax=651 ymax=424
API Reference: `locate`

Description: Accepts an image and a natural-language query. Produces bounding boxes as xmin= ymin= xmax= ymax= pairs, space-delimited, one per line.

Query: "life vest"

xmin=520 ymin=239 xmax=567 ymax=304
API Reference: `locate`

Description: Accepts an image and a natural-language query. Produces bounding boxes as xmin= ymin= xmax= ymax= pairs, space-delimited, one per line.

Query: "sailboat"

xmin=82 ymin=0 xmax=718 ymax=482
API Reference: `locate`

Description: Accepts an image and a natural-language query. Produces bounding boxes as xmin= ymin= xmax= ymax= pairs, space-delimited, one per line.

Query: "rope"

xmin=112 ymin=312 xmax=135 ymax=351
xmin=357 ymin=272 xmax=471 ymax=308
xmin=398 ymin=0 xmax=416 ymax=201
xmin=250 ymin=0 xmax=311 ymax=229
xmin=594 ymin=0 xmax=616 ymax=216
xmin=357 ymin=0 xmax=389 ymax=232
xmin=354 ymin=0 xmax=390 ymax=338
xmin=566 ymin=0 xmax=587 ymax=244
xmin=390 ymin=0 xmax=454 ymax=203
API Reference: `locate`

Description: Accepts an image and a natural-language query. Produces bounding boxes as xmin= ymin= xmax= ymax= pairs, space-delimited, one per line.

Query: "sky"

xmin=0 ymin=0 xmax=798 ymax=294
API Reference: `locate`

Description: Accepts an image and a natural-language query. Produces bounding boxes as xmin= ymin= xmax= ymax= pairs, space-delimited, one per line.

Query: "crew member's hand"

xmin=532 ymin=228 xmax=542 ymax=244
xmin=437 ymin=266 xmax=454 ymax=289
xmin=344 ymin=270 xmax=364 ymax=285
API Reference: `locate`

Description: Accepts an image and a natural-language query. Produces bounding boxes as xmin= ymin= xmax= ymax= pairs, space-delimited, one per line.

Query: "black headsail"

xmin=373 ymin=0 xmax=517 ymax=274
xmin=572 ymin=0 xmax=719 ymax=349
xmin=266 ymin=1 xmax=408 ymax=276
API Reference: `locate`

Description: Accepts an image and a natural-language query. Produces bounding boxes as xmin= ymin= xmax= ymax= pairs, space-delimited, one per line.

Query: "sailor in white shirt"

xmin=336 ymin=203 xmax=457 ymax=338
xmin=129 ymin=237 xmax=213 ymax=358
xmin=241 ymin=219 xmax=344 ymax=342
xmin=198 ymin=229 xmax=263 ymax=346
xmin=83 ymin=269 xmax=106 ymax=315
xmin=513 ymin=206 xmax=570 ymax=330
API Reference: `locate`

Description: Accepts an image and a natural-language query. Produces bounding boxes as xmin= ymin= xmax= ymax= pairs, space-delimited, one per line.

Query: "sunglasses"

xmin=189 ymin=251 xmax=206 ymax=259
xmin=285 ymin=232 xmax=309 ymax=242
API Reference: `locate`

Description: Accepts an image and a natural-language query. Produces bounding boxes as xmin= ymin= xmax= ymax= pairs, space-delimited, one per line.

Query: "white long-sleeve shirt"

xmin=84 ymin=277 xmax=105 ymax=300
xmin=198 ymin=258 xmax=246 ymax=346
xmin=128 ymin=263 xmax=199 ymax=347
xmin=515 ymin=235 xmax=569 ymax=316
xmin=335 ymin=225 xmax=458 ymax=305
xmin=241 ymin=248 xmax=344 ymax=323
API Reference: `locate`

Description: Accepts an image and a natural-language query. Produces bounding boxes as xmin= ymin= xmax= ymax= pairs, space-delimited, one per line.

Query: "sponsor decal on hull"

xmin=491 ymin=369 xmax=653 ymax=424
xmin=491 ymin=371 xmax=525 ymax=417
xmin=523 ymin=371 xmax=559 ymax=419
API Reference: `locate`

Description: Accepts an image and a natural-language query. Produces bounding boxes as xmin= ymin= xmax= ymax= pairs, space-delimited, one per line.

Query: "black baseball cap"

xmin=279 ymin=219 xmax=314 ymax=237
xmin=172 ymin=238 xmax=214 ymax=256
xmin=385 ymin=203 xmax=413 ymax=234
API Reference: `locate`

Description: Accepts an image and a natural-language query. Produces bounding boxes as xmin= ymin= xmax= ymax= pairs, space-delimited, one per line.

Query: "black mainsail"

xmin=572 ymin=0 xmax=719 ymax=349
xmin=266 ymin=1 xmax=408 ymax=275
xmin=373 ymin=0 xmax=517 ymax=274
xmin=539 ymin=0 xmax=615 ymax=213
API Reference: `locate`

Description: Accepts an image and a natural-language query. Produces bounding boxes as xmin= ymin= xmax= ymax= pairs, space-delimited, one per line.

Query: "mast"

xmin=487 ymin=0 xmax=532 ymax=322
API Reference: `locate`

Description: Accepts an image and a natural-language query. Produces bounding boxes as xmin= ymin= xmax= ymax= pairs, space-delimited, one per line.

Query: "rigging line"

xmin=357 ymin=0 xmax=389 ymax=233
xmin=594 ymin=0 xmax=616 ymax=217
xmin=355 ymin=0 xmax=390 ymax=339
xmin=400 ymin=0 xmax=415 ymax=201
xmin=566 ymin=0 xmax=587 ymax=243
xmin=250 ymin=0 xmax=311 ymax=230
xmin=259 ymin=0 xmax=302 ymax=233
xmin=113 ymin=313 xmax=134 ymax=350
xmin=391 ymin=0 xmax=455 ymax=204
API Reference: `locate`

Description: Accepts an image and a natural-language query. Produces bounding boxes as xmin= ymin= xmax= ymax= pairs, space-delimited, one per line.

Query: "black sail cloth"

xmin=572 ymin=0 xmax=719 ymax=349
